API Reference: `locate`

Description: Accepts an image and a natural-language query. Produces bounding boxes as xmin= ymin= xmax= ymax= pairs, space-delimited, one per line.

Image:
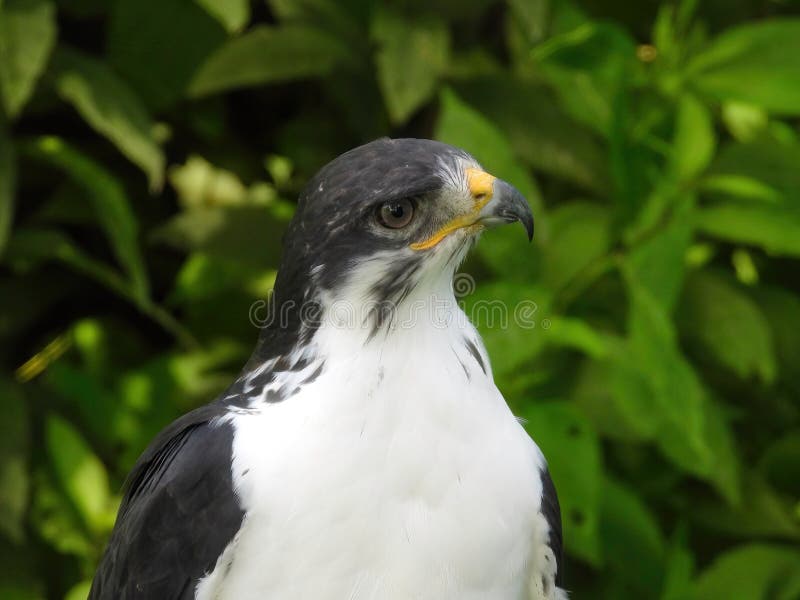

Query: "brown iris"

xmin=377 ymin=198 xmax=415 ymax=229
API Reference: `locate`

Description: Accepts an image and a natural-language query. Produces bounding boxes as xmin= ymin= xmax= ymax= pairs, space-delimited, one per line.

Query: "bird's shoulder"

xmin=90 ymin=403 xmax=245 ymax=600
xmin=540 ymin=465 xmax=563 ymax=582
xmin=528 ymin=463 xmax=566 ymax=599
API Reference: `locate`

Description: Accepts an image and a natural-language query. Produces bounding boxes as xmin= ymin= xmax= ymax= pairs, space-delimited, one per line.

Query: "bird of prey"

xmin=90 ymin=138 xmax=565 ymax=599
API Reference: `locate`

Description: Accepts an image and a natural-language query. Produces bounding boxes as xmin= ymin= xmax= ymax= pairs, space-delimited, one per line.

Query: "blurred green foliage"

xmin=1 ymin=0 xmax=800 ymax=598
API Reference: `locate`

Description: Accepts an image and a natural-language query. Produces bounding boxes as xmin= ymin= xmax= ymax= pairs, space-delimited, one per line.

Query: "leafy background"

xmin=1 ymin=0 xmax=800 ymax=598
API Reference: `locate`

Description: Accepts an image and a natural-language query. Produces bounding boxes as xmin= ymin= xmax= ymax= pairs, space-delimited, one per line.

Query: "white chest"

xmin=207 ymin=324 xmax=546 ymax=600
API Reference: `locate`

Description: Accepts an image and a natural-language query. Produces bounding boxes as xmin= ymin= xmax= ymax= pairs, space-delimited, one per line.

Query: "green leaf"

xmin=45 ymin=414 xmax=112 ymax=534
xmin=170 ymin=252 xmax=276 ymax=305
xmin=453 ymin=77 xmax=609 ymax=193
xmin=506 ymin=0 xmax=550 ymax=46
xmin=533 ymin=21 xmax=637 ymax=84
xmin=700 ymin=174 xmax=783 ymax=204
xmin=702 ymin=399 xmax=742 ymax=506
xmin=372 ymin=7 xmax=448 ymax=124
xmin=168 ymin=154 xmax=277 ymax=209
xmin=678 ymin=271 xmax=776 ymax=383
xmin=732 ymin=247 xmax=758 ymax=287
xmin=64 ymin=580 xmax=92 ymax=600
xmin=6 ymin=227 xmax=136 ymax=299
xmin=671 ymin=93 xmax=715 ymax=182
xmin=22 ymin=137 xmax=150 ymax=301
xmin=599 ymin=477 xmax=665 ymax=595
xmin=522 ymin=401 xmax=603 ymax=566
xmin=756 ymin=287 xmax=800 ymax=395
xmin=689 ymin=19 xmax=800 ymax=115
xmin=111 ymin=344 xmax=245 ymax=468
xmin=45 ymin=362 xmax=118 ymax=449
xmin=760 ymin=432 xmax=800 ymax=497
xmin=696 ymin=201 xmax=800 ymax=257
xmin=660 ymin=528 xmax=694 ymax=600
xmin=461 ymin=282 xmax=550 ymax=383
xmin=607 ymin=85 xmax=657 ymax=226
xmin=533 ymin=21 xmax=640 ymax=134
xmin=782 ymin=573 xmax=800 ymax=600
xmin=692 ymin=473 xmax=800 ymax=541
xmin=722 ymin=101 xmax=768 ymax=143
xmin=694 ymin=544 xmax=800 ymax=600
xmin=0 ymin=121 xmax=14 ymax=257
xmin=189 ymin=25 xmax=350 ymax=97
xmin=268 ymin=0 xmax=366 ymax=42
xmin=5 ymin=226 xmax=194 ymax=347
xmin=612 ymin=276 xmax=715 ymax=481
xmin=542 ymin=202 xmax=611 ymax=291
xmin=710 ymin=136 xmax=800 ymax=200
xmin=107 ymin=0 xmax=226 ymax=110
xmin=436 ymin=88 xmax=544 ymax=273
xmin=0 ymin=379 xmax=29 ymax=542
xmin=29 ymin=468 xmax=94 ymax=558
xmin=573 ymin=359 xmax=650 ymax=442
xmin=152 ymin=205 xmax=290 ymax=268
xmin=0 ymin=0 xmax=56 ymax=117
xmin=194 ymin=0 xmax=249 ymax=33
xmin=651 ymin=4 xmax=678 ymax=64
xmin=51 ymin=47 xmax=165 ymax=190
xmin=618 ymin=281 xmax=711 ymax=477
xmin=626 ymin=195 xmax=693 ymax=312
xmin=165 ymin=342 xmax=244 ymax=400
xmin=71 ymin=319 xmax=111 ymax=379
xmin=542 ymin=317 xmax=610 ymax=359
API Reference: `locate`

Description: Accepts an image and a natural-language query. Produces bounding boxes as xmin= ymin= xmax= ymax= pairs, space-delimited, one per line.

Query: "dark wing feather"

xmin=540 ymin=466 xmax=564 ymax=587
xmin=90 ymin=405 xmax=245 ymax=600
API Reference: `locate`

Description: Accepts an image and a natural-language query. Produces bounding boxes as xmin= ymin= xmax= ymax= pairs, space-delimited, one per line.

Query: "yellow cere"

xmin=410 ymin=168 xmax=496 ymax=251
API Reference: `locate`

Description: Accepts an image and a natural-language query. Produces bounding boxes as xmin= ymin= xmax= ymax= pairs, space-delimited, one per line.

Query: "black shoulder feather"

xmin=90 ymin=405 xmax=245 ymax=599
xmin=540 ymin=466 xmax=564 ymax=586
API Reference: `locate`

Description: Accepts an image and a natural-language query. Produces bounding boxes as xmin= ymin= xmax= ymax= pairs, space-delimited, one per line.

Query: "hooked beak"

xmin=477 ymin=179 xmax=534 ymax=241
xmin=410 ymin=169 xmax=534 ymax=251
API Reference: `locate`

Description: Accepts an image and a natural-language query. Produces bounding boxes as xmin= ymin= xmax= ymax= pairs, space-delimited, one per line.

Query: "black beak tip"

xmin=522 ymin=214 xmax=534 ymax=242
xmin=496 ymin=180 xmax=534 ymax=242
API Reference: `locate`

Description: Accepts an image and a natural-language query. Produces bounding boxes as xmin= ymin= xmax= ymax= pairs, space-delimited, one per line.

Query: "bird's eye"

xmin=377 ymin=198 xmax=415 ymax=229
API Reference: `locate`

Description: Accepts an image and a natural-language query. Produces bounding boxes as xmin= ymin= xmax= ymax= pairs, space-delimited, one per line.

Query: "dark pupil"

xmin=379 ymin=199 xmax=413 ymax=228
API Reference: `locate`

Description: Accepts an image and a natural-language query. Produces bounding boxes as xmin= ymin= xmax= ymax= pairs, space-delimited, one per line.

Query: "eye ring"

xmin=377 ymin=198 xmax=415 ymax=229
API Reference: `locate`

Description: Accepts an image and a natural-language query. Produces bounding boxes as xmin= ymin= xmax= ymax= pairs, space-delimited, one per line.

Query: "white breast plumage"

xmin=197 ymin=302 xmax=561 ymax=600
